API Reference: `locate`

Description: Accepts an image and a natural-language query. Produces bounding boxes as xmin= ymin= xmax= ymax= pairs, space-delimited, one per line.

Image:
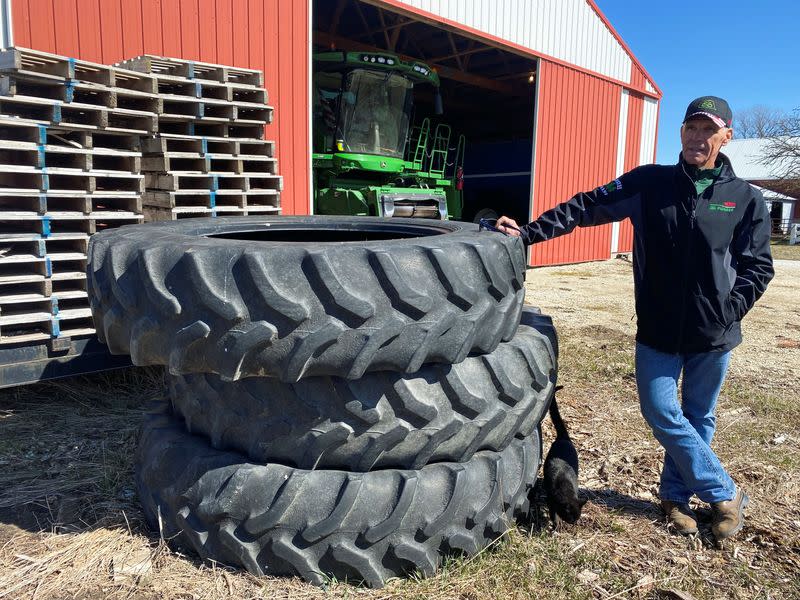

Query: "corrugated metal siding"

xmin=613 ymin=94 xmax=658 ymax=254
xmin=624 ymin=94 xmax=644 ymax=171
xmin=10 ymin=0 xmax=310 ymax=215
xmin=613 ymin=92 xmax=644 ymax=254
xmin=530 ymin=61 xmax=620 ymax=266
xmin=391 ymin=0 xmax=632 ymax=83
xmin=630 ymin=63 xmax=646 ymax=91
xmin=615 ymin=90 xmax=630 ymax=177
xmin=610 ymin=89 xmax=629 ymax=254
xmin=1 ymin=0 xmax=12 ymax=48
xmin=639 ymin=97 xmax=659 ymax=166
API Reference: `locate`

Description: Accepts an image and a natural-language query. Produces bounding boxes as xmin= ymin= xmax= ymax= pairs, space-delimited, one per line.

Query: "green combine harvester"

xmin=312 ymin=51 xmax=464 ymax=219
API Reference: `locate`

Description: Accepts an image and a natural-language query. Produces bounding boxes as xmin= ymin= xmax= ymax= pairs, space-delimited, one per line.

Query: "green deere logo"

xmin=699 ymin=99 xmax=716 ymax=110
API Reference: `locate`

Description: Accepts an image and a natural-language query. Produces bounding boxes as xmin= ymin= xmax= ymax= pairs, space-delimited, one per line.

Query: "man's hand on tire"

xmin=496 ymin=216 xmax=522 ymax=237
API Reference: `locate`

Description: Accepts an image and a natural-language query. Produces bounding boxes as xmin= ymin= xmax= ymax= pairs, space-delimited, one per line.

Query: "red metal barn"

xmin=3 ymin=0 xmax=660 ymax=265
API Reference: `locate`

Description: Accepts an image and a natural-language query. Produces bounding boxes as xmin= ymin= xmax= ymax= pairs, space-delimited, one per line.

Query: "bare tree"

xmin=733 ymin=105 xmax=786 ymax=138
xmin=759 ymin=109 xmax=800 ymax=197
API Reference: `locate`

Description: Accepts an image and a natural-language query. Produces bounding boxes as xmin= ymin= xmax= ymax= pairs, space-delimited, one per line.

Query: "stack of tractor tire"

xmin=86 ymin=215 xmax=558 ymax=587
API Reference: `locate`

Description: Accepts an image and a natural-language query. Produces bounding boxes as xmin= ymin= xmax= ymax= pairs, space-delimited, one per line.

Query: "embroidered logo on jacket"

xmin=598 ymin=179 xmax=622 ymax=196
xmin=709 ymin=200 xmax=736 ymax=213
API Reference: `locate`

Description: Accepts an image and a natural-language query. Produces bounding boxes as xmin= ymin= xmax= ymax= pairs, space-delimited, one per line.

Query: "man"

xmin=496 ymin=96 xmax=774 ymax=541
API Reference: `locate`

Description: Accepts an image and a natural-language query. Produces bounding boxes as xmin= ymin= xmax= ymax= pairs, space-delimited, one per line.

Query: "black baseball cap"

xmin=683 ymin=96 xmax=733 ymax=128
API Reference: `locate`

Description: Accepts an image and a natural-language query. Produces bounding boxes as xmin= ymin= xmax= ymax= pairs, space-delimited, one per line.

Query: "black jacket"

xmin=519 ymin=154 xmax=774 ymax=354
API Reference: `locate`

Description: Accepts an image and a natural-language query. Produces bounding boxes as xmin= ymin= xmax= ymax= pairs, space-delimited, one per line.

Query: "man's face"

xmin=680 ymin=117 xmax=733 ymax=168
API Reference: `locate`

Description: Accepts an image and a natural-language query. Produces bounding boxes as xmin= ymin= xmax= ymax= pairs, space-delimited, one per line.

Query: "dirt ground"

xmin=528 ymin=255 xmax=800 ymax=382
xmin=0 ymin=256 xmax=797 ymax=599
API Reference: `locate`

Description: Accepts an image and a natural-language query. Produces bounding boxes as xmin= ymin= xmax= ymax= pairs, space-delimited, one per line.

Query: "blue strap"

xmin=50 ymin=297 xmax=59 ymax=316
xmin=41 ymin=216 xmax=51 ymax=237
xmin=45 ymin=256 xmax=52 ymax=277
xmin=64 ymin=79 xmax=75 ymax=103
xmin=41 ymin=173 xmax=50 ymax=191
xmin=51 ymin=317 xmax=60 ymax=337
xmin=209 ymin=190 xmax=216 ymax=208
xmin=201 ymin=138 xmax=208 ymax=155
xmin=37 ymin=194 xmax=47 ymax=215
xmin=37 ymin=125 xmax=48 ymax=145
xmin=37 ymin=145 xmax=46 ymax=169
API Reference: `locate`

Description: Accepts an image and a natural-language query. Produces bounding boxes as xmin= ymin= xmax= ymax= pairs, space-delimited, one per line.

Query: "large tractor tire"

xmin=169 ymin=308 xmax=557 ymax=470
xmin=136 ymin=402 xmax=540 ymax=587
xmin=88 ymin=216 xmax=526 ymax=382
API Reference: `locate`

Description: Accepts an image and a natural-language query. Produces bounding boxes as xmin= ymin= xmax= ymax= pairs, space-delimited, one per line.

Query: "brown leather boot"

xmin=711 ymin=489 xmax=749 ymax=540
xmin=661 ymin=500 xmax=698 ymax=535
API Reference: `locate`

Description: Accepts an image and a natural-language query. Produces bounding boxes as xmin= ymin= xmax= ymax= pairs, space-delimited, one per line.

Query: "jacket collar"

xmin=675 ymin=152 xmax=736 ymax=182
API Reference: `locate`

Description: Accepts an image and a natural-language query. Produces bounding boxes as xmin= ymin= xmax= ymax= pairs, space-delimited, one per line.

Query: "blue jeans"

xmin=635 ymin=342 xmax=736 ymax=504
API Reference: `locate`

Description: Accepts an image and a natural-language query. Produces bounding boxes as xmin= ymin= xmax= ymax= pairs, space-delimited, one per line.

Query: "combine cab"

xmin=312 ymin=51 xmax=463 ymax=219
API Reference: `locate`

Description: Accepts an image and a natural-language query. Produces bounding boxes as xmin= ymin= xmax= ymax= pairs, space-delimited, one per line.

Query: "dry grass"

xmin=770 ymin=241 xmax=800 ymax=261
xmin=0 ymin=260 xmax=798 ymax=600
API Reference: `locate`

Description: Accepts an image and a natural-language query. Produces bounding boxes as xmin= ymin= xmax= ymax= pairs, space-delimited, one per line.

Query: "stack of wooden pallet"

xmin=0 ymin=47 xmax=155 ymax=346
xmin=117 ymin=55 xmax=281 ymax=221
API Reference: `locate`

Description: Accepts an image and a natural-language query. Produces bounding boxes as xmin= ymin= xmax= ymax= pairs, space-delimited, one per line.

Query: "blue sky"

xmin=594 ymin=1 xmax=800 ymax=163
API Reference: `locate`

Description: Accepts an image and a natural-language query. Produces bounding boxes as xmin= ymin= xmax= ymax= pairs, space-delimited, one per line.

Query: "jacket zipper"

xmin=675 ymin=163 xmax=698 ymax=351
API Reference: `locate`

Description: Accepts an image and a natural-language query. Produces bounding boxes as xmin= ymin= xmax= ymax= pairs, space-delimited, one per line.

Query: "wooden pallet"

xmin=0 ymin=254 xmax=50 ymax=285
xmin=152 ymin=77 xmax=268 ymax=104
xmin=1 ymin=190 xmax=141 ymax=214
xmin=0 ymin=237 xmax=88 ymax=260
xmin=143 ymin=189 xmax=279 ymax=209
xmin=1 ymin=214 xmax=143 ymax=237
xmin=0 ymin=116 xmax=143 ymax=150
xmin=143 ymin=203 xmax=280 ymax=222
xmin=0 ymin=141 xmax=141 ymax=172
xmin=1 ymin=74 xmax=162 ymax=114
xmin=157 ymin=95 xmax=272 ymax=123
xmin=145 ymin=172 xmax=281 ymax=192
xmin=0 ymin=166 xmax=144 ymax=193
xmin=1 ymin=73 xmax=165 ymax=114
xmin=140 ymin=134 xmax=275 ymax=157
xmin=0 ymin=47 xmax=158 ymax=93
xmin=141 ymin=152 xmax=277 ymax=175
xmin=117 ymin=55 xmax=263 ymax=87
xmin=1 ymin=192 xmax=142 ymax=212
xmin=157 ymin=120 xmax=264 ymax=139
xmin=0 ymin=95 xmax=158 ymax=135
xmin=0 ymin=308 xmax=94 ymax=345
xmin=0 ymin=273 xmax=88 ymax=301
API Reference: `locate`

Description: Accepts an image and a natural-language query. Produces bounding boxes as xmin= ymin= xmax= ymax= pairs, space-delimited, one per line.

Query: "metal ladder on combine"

xmin=408 ymin=117 xmax=431 ymax=171
xmin=428 ymin=123 xmax=451 ymax=178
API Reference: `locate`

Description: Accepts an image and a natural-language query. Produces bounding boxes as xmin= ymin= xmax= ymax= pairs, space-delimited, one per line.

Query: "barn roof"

xmin=378 ymin=0 xmax=661 ymax=96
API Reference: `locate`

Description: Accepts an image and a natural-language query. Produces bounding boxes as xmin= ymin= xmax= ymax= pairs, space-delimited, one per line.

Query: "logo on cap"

xmin=699 ymin=99 xmax=716 ymax=110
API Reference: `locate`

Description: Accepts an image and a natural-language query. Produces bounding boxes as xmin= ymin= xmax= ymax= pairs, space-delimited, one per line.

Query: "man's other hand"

xmin=496 ymin=216 xmax=521 ymax=237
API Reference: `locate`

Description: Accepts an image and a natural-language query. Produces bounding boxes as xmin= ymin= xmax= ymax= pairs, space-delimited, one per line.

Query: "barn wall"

xmin=10 ymin=0 xmax=310 ymax=215
xmin=531 ymin=60 xmax=621 ymax=266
